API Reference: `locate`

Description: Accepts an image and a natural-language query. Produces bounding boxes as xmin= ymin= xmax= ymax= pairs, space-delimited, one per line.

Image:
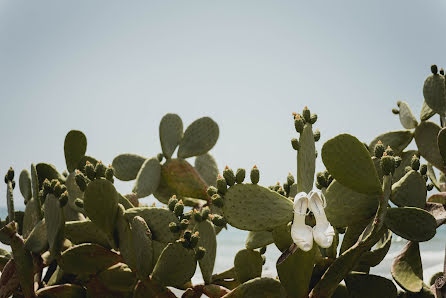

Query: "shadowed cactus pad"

xmin=345 ymin=272 xmax=397 ymax=298
xmin=223 ymin=277 xmax=286 ymax=298
xmin=234 ymin=249 xmax=263 ymax=283
xmin=131 ymin=216 xmax=154 ymax=278
xmin=159 ymin=113 xmax=183 ymax=159
xmin=195 ymin=153 xmax=219 ymax=187
xmin=322 ymin=134 xmax=382 ymax=195
xmin=415 ymin=121 xmax=445 ymax=171
xmin=177 ymin=117 xmax=219 ymax=159
xmin=112 ymin=153 xmax=146 ymax=181
xmin=384 ymin=207 xmax=436 ymax=242
xmin=222 ymin=184 xmax=293 ymax=231
xmin=35 ymin=284 xmax=86 ymax=297
xmin=151 ymin=242 xmax=197 ymax=287
xmin=64 ymin=220 xmax=110 ymax=248
xmin=64 ymin=130 xmax=87 ymax=172
xmin=245 ymin=230 xmax=274 ymax=250
xmin=391 ymin=241 xmax=423 ymax=293
xmin=194 ymin=220 xmax=217 ymax=284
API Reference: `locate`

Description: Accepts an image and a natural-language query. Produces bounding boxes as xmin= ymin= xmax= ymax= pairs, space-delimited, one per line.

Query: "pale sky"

xmin=1 ymin=1 xmax=446 ymax=208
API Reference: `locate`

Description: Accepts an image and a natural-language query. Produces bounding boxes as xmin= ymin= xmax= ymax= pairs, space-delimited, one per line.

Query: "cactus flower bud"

xmin=250 ymin=165 xmax=260 ymax=184
xmin=201 ymin=207 xmax=210 ymax=220
xmin=235 ymin=168 xmax=246 ymax=184
xmin=75 ymin=171 xmax=88 ymax=192
xmin=302 ymin=106 xmax=311 ymax=123
xmin=385 ymin=146 xmax=394 ymax=156
xmin=95 ymin=161 xmax=106 ymax=178
xmin=381 ymin=154 xmax=395 ymax=175
xmin=84 ymin=161 xmax=96 ymax=180
xmin=193 ymin=209 xmax=202 ymax=222
xmin=189 ymin=232 xmax=200 ymax=248
xmin=212 ymin=194 xmax=224 ymax=208
xmin=169 ymin=222 xmax=180 ymax=233
xmin=287 ymin=173 xmax=295 ymax=186
xmin=6 ymin=167 xmax=14 ymax=182
xmin=174 ymin=200 xmax=184 ymax=217
xmin=441 ymin=68 xmax=445 ymax=75
xmin=392 ymin=108 xmax=400 ymax=114
xmin=183 ymin=230 xmax=192 ymax=242
xmin=310 ymin=113 xmax=318 ymax=124
xmin=394 ymin=156 xmax=402 ymax=168
xmin=211 ymin=214 xmax=227 ymax=227
xmin=411 ymin=155 xmax=420 ymax=171
xmin=431 ymin=64 xmax=438 ymax=74
xmin=291 ymin=138 xmax=300 ymax=150
xmin=374 ymin=141 xmax=385 ymax=158
xmin=313 ymin=129 xmax=321 ymax=142
xmin=427 ymin=183 xmax=434 ymax=191
xmin=157 ymin=153 xmax=164 ymax=162
xmin=168 ymin=195 xmax=178 ymax=211
xmin=74 ymin=198 xmax=84 ymax=208
xmin=223 ymin=166 xmax=236 ymax=186
xmin=294 ymin=115 xmax=305 ymax=133
xmin=59 ymin=191 xmax=69 ymax=207
xmin=420 ymin=164 xmax=427 ymax=176
xmin=196 ymin=246 xmax=206 ymax=260
xmin=179 ymin=219 xmax=189 ymax=230
xmin=216 ymin=175 xmax=227 ymax=194
xmin=207 ymin=186 xmax=218 ymax=197
xmin=260 ymin=246 xmax=267 ymax=255
xmin=105 ymin=166 xmax=114 ymax=183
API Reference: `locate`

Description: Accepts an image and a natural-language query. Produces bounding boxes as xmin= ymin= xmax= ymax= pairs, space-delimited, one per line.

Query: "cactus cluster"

xmin=2 ymin=66 xmax=446 ymax=297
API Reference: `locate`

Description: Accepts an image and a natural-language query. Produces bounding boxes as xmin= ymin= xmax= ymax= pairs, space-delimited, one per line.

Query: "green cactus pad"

xmin=272 ymin=224 xmax=293 ymax=252
xmin=24 ymin=219 xmax=48 ymax=254
xmin=131 ymin=216 xmax=153 ymax=278
xmin=438 ymin=127 xmax=446 ymax=164
xmin=415 ymin=121 xmax=445 ymax=171
xmin=158 ymin=158 xmax=208 ymax=200
xmin=195 ymin=153 xmax=219 ymax=187
xmin=245 ymin=230 xmax=274 ymax=250
xmin=44 ymin=194 xmax=65 ymax=257
xmin=152 ymin=240 xmax=168 ymax=267
xmin=222 ymin=184 xmax=293 ymax=231
xmin=234 ymin=249 xmax=263 ymax=283
xmin=22 ymin=196 xmax=42 ymax=238
xmin=297 ymin=123 xmax=316 ymax=193
xmin=391 ymin=241 xmax=423 ymax=293
xmin=151 ymin=242 xmax=197 ymax=287
xmin=224 ymin=277 xmax=286 ymax=298
xmin=427 ymin=163 xmax=441 ymax=191
xmin=322 ymin=134 xmax=382 ymax=195
xmin=60 ymin=243 xmax=122 ymax=275
xmin=393 ymin=150 xmax=418 ymax=183
xmin=345 ymin=272 xmax=397 ymax=298
xmin=177 ymin=117 xmax=219 ymax=158
xmin=31 ymin=163 xmax=40 ymax=202
xmin=391 ymin=170 xmax=427 ymax=208
xmin=115 ymin=206 xmax=136 ymax=271
xmin=384 ymin=207 xmax=436 ymax=242
xmin=83 ymin=179 xmax=119 ymax=238
xmin=358 ymin=229 xmax=392 ymax=268
xmin=398 ymin=101 xmax=418 ymax=129
xmin=325 ymin=180 xmax=378 ymax=228
xmin=36 ymin=163 xmax=65 ymax=187
xmin=132 ymin=157 xmax=161 ymax=198
xmin=277 ymin=245 xmax=316 ymax=298
xmin=96 ymin=262 xmax=137 ymax=292
xmin=423 ymin=73 xmax=446 ymax=115
xmin=421 ymin=100 xmax=436 ymax=121
xmin=369 ymin=130 xmax=413 ymax=157
xmin=112 ymin=153 xmax=146 ymax=182
xmin=159 ymin=113 xmax=183 ymax=159
xmin=35 ymin=284 xmax=86 ymax=298
xmin=125 ymin=207 xmax=179 ymax=243
xmin=194 ymin=220 xmax=217 ymax=284
xmin=65 ymin=220 xmax=110 ymax=248
xmin=64 ymin=130 xmax=87 ymax=172
xmin=19 ymin=169 xmax=32 ymax=202
xmin=134 ymin=279 xmax=177 ymax=298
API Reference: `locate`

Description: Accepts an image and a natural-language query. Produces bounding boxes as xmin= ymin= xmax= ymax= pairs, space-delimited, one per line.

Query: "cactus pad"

xmin=325 ymin=180 xmax=378 ymax=228
xmin=112 ymin=153 xmax=147 ymax=181
xmin=415 ymin=121 xmax=445 ymax=171
xmin=83 ymin=179 xmax=119 ymax=238
xmin=177 ymin=117 xmax=219 ymax=158
xmin=159 ymin=113 xmax=183 ymax=159
xmin=234 ymin=249 xmax=263 ymax=283
xmin=131 ymin=216 xmax=153 ymax=278
xmin=125 ymin=207 xmax=179 ymax=243
xmin=19 ymin=169 xmax=32 ymax=202
xmin=345 ymin=272 xmax=397 ymax=298
xmin=391 ymin=241 xmax=423 ymax=293
xmin=224 ymin=277 xmax=286 ymax=298
xmin=36 ymin=163 xmax=65 ymax=187
xmin=438 ymin=127 xmax=446 ymax=164
xmin=151 ymin=242 xmax=197 ymax=287
xmin=60 ymin=243 xmax=122 ymax=275
xmin=276 ymin=245 xmax=316 ymax=298
xmin=194 ymin=220 xmax=217 ymax=284
xmin=24 ymin=219 xmax=48 ymax=254
xmin=132 ymin=157 xmax=161 ymax=198
xmin=421 ymin=100 xmax=436 ymax=121
xmin=22 ymin=196 xmax=42 ymax=238
xmin=65 ymin=220 xmax=110 ymax=248
xmin=322 ymin=134 xmax=382 ymax=195
xmin=245 ymin=230 xmax=274 ymax=250
xmin=358 ymin=229 xmax=392 ymax=268
xmin=195 ymin=153 xmax=219 ymax=187
xmin=44 ymin=194 xmax=65 ymax=257
xmin=423 ymin=73 xmax=446 ymax=115
xmin=35 ymin=284 xmax=86 ymax=298
xmin=96 ymin=262 xmax=137 ymax=292
xmin=222 ymin=184 xmax=293 ymax=231
xmin=393 ymin=150 xmax=418 ymax=182
xmin=297 ymin=123 xmax=316 ymax=193
xmin=384 ymin=207 xmax=436 ymax=242
xmin=398 ymin=101 xmax=418 ymax=129
xmin=391 ymin=170 xmax=427 ymax=208
xmin=369 ymin=130 xmax=413 ymax=157
xmin=64 ymin=130 xmax=87 ymax=172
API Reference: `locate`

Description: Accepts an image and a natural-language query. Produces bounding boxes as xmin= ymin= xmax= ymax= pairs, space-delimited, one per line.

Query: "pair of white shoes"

xmin=291 ymin=191 xmax=335 ymax=252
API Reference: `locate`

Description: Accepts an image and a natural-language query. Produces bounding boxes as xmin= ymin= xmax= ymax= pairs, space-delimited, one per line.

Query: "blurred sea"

xmin=1 ymin=206 xmax=445 ymax=288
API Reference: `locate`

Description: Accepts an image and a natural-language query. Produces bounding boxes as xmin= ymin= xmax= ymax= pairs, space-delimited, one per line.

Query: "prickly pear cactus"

xmin=2 ymin=67 xmax=446 ymax=297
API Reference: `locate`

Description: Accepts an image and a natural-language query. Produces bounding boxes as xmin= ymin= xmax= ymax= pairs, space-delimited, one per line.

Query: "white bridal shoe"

xmin=307 ymin=190 xmax=335 ymax=248
xmin=290 ymin=192 xmax=313 ymax=252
